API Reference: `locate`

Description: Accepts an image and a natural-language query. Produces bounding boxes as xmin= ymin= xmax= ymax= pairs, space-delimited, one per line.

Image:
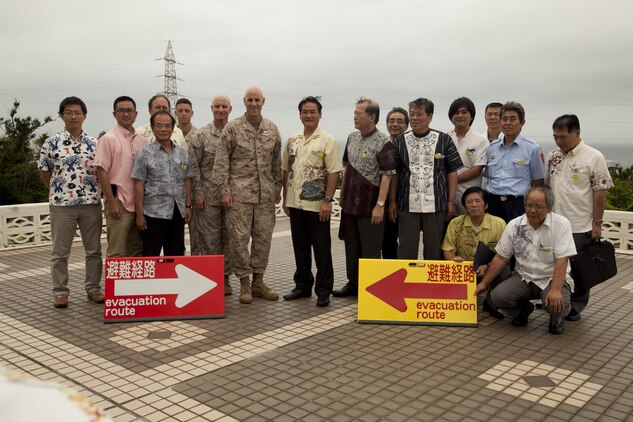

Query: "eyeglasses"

xmin=62 ymin=111 xmax=84 ymax=117
xmin=524 ymin=202 xmax=547 ymax=210
xmin=116 ymin=108 xmax=136 ymax=114
xmin=388 ymin=118 xmax=406 ymax=124
xmin=465 ymin=198 xmax=484 ymax=205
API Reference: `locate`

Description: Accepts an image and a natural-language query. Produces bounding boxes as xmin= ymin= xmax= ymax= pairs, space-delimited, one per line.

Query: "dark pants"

xmin=342 ymin=212 xmax=384 ymax=289
xmin=289 ymin=208 xmax=334 ymax=296
xmin=142 ymin=205 xmax=185 ymax=257
xmin=487 ymin=194 xmax=524 ymax=223
xmin=570 ymin=231 xmax=592 ymax=312
xmin=382 ymin=213 xmax=399 ymax=259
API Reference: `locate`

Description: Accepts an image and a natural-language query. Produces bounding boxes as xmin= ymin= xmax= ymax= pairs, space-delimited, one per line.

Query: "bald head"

xmin=243 ymin=86 xmax=265 ymax=123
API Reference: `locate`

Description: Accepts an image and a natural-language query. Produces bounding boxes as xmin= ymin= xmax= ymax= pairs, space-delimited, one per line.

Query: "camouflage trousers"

xmin=190 ymin=205 xmax=231 ymax=275
xmin=227 ymin=201 xmax=276 ymax=279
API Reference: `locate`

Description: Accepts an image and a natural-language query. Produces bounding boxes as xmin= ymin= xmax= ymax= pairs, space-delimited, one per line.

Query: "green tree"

xmin=607 ymin=164 xmax=633 ymax=211
xmin=0 ymin=100 xmax=53 ymax=205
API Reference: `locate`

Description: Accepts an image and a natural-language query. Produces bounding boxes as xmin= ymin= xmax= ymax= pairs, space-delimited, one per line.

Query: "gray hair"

xmin=525 ymin=187 xmax=555 ymax=209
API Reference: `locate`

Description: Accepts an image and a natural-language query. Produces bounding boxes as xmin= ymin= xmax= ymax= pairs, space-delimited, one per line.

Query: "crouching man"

xmin=474 ymin=187 xmax=576 ymax=334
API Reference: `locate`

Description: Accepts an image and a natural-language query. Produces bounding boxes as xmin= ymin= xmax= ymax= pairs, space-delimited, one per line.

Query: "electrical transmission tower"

xmin=157 ymin=40 xmax=183 ymax=111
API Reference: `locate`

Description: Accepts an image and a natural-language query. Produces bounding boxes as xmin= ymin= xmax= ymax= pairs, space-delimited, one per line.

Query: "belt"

xmin=488 ymin=193 xmax=523 ymax=202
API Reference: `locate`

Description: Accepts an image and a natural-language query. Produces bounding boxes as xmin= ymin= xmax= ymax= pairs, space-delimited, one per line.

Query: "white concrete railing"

xmin=1 ymin=197 xmax=631 ymax=255
xmin=0 ymin=193 xmax=343 ymax=250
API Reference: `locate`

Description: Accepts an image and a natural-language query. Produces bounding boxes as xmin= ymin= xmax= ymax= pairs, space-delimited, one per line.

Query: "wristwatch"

xmin=323 ymin=195 xmax=333 ymax=203
xmin=593 ymin=219 xmax=604 ymax=225
xmin=185 ymin=205 xmax=192 ymax=209
xmin=377 ymin=200 xmax=385 ymax=207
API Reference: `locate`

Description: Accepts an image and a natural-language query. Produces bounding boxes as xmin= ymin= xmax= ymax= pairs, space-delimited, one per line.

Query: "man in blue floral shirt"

xmin=132 ymin=111 xmax=194 ymax=256
xmin=39 ymin=96 xmax=103 ymax=308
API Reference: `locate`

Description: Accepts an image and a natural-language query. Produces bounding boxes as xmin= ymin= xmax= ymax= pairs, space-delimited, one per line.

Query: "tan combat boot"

xmin=224 ymin=275 xmax=232 ymax=296
xmin=239 ymin=276 xmax=252 ymax=304
xmin=251 ymin=273 xmax=279 ymax=301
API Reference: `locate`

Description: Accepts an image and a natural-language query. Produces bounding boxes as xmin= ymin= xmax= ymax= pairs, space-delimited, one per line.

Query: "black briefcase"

xmin=570 ymin=239 xmax=617 ymax=292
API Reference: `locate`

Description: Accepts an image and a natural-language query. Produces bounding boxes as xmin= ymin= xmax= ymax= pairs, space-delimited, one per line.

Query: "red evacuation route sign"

xmin=103 ymin=255 xmax=224 ymax=323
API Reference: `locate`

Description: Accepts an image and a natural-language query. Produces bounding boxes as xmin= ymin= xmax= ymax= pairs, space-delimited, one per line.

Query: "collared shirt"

xmin=93 ymin=125 xmax=148 ymax=212
xmin=131 ymin=141 xmax=194 ymax=219
xmin=442 ymin=213 xmax=506 ymax=260
xmin=183 ymin=125 xmax=198 ymax=143
xmin=342 ymin=129 xmax=396 ymax=217
xmin=447 ymin=128 xmax=488 ymax=197
xmin=496 ymin=213 xmax=577 ymax=291
xmin=212 ymin=115 xmax=282 ymax=204
xmin=136 ymin=123 xmax=188 ymax=149
xmin=484 ymin=134 xmax=546 ymax=196
xmin=38 ymin=129 xmax=101 ymax=206
xmin=282 ymin=127 xmax=343 ymax=212
xmin=395 ymin=129 xmax=463 ymax=213
xmin=188 ymin=123 xmax=223 ymax=206
xmin=546 ymin=140 xmax=613 ymax=233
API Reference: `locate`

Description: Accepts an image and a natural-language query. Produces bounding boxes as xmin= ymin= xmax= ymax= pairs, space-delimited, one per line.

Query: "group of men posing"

xmin=39 ymin=90 xmax=613 ymax=335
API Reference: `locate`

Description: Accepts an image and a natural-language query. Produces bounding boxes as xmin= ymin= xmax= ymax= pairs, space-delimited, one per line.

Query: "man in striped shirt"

xmin=389 ymin=98 xmax=463 ymax=260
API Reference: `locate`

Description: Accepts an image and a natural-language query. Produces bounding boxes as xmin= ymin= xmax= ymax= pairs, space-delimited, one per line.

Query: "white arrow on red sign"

xmin=114 ymin=264 xmax=217 ymax=308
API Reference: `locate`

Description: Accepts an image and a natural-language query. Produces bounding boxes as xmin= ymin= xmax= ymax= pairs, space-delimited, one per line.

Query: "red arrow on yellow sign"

xmin=366 ymin=268 xmax=468 ymax=312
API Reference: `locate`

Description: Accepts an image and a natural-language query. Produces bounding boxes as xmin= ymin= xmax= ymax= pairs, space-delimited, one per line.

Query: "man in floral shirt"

xmin=39 ymin=97 xmax=103 ymax=308
xmin=546 ymin=114 xmax=614 ymax=321
xmin=282 ymin=96 xmax=342 ymax=307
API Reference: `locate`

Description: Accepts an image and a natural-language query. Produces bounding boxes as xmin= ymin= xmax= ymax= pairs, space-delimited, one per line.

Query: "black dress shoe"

xmin=283 ymin=289 xmax=311 ymax=301
xmin=316 ymin=295 xmax=330 ymax=307
xmin=549 ymin=316 xmax=565 ymax=334
xmin=511 ymin=301 xmax=535 ymax=327
xmin=483 ymin=300 xmax=505 ymax=319
xmin=332 ymin=284 xmax=357 ymax=297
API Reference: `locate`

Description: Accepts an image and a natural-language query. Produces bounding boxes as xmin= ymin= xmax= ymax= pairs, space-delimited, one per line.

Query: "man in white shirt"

xmin=136 ymin=94 xmax=187 ymax=148
xmin=545 ymin=114 xmax=613 ymax=321
xmin=475 ymin=187 xmax=577 ymax=334
xmin=447 ymin=97 xmax=488 ymax=214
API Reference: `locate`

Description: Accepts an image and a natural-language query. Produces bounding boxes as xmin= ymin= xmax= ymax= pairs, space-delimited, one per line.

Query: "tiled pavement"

xmin=1 ymin=218 xmax=633 ymax=421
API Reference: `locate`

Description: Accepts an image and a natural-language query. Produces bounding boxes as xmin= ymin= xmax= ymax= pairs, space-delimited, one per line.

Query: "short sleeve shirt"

xmin=131 ymin=142 xmax=194 ymax=219
xmin=442 ymin=213 xmax=506 ymax=260
xmin=484 ymin=134 xmax=546 ymax=196
xmin=447 ymin=128 xmax=488 ymax=196
xmin=496 ymin=213 xmax=577 ymax=291
xmin=395 ymin=129 xmax=463 ymax=213
xmin=342 ymin=129 xmax=397 ymax=217
xmin=38 ymin=130 xmax=101 ymax=206
xmin=546 ymin=141 xmax=614 ymax=233
xmin=282 ymin=128 xmax=343 ymax=212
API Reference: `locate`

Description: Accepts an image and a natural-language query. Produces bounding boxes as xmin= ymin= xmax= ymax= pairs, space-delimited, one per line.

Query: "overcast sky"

xmin=1 ymin=0 xmax=632 ymax=162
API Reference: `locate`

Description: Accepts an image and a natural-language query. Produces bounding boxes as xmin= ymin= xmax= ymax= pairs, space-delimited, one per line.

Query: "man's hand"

xmin=275 ymin=192 xmax=282 ymax=204
xmin=474 ymin=282 xmax=488 ymax=297
xmin=371 ymin=205 xmax=384 ymax=225
xmin=320 ymin=201 xmax=332 ymax=222
xmin=451 ymin=255 xmax=465 ymax=262
xmin=194 ymin=199 xmax=205 ymax=210
xmin=106 ymin=198 xmax=123 ymax=220
xmin=220 ymin=194 xmax=233 ymax=209
xmin=475 ymin=264 xmax=488 ymax=278
xmin=544 ymin=287 xmax=564 ymax=314
xmin=591 ymin=221 xmax=602 ymax=239
xmin=446 ymin=202 xmax=456 ymax=221
xmin=136 ymin=214 xmax=147 ymax=231
xmin=388 ymin=201 xmax=398 ymax=223
xmin=185 ymin=208 xmax=192 ymax=224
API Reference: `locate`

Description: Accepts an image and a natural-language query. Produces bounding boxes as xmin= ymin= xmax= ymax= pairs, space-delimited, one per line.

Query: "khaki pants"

xmin=104 ymin=200 xmax=142 ymax=257
xmin=227 ymin=202 xmax=275 ymax=279
xmin=49 ymin=204 xmax=103 ymax=295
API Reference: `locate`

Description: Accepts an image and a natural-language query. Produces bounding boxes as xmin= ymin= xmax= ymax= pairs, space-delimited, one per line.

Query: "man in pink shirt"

xmin=94 ymin=96 xmax=148 ymax=257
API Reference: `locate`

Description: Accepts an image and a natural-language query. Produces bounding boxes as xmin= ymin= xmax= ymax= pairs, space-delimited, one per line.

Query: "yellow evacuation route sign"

xmin=358 ymin=259 xmax=478 ymax=326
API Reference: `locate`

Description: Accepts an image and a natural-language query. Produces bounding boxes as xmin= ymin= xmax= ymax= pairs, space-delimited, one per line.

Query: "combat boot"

xmin=239 ymin=276 xmax=252 ymax=304
xmin=251 ymin=273 xmax=279 ymax=301
xmin=224 ymin=275 xmax=232 ymax=296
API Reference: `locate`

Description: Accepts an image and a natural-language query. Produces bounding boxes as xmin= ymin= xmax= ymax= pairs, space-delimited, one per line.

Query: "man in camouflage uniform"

xmin=188 ymin=95 xmax=234 ymax=295
xmin=213 ymin=87 xmax=282 ymax=304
